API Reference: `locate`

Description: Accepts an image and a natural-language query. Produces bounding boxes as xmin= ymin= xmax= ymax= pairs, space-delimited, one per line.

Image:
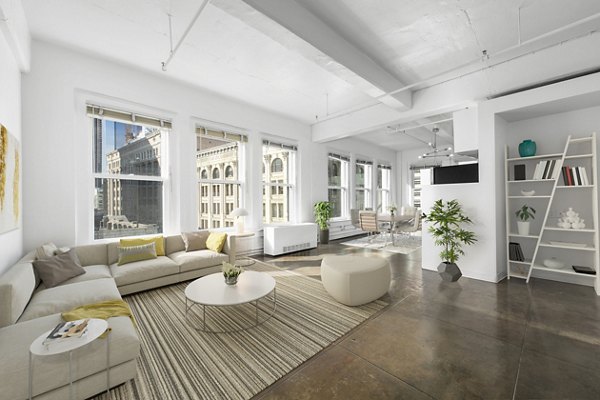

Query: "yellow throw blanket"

xmin=62 ymin=300 xmax=136 ymax=338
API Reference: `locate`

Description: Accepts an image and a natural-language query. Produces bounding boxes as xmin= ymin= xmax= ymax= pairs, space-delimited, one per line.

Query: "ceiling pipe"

xmin=161 ymin=0 xmax=211 ymax=71
xmin=313 ymin=12 xmax=600 ymax=124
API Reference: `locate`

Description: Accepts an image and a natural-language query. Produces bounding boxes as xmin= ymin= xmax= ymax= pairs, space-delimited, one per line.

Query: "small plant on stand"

xmin=515 ymin=205 xmax=536 ymax=236
xmin=222 ymin=261 xmax=243 ymax=286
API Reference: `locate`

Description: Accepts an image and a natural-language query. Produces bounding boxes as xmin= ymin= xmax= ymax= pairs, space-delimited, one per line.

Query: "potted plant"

xmin=422 ymin=199 xmax=477 ymax=282
xmin=515 ymin=205 xmax=536 ymax=236
xmin=388 ymin=204 xmax=397 ymax=218
xmin=314 ymin=201 xmax=333 ymax=244
xmin=222 ymin=261 xmax=243 ymax=285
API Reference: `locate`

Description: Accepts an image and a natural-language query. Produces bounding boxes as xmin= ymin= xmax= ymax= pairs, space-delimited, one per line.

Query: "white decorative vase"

xmin=517 ymin=221 xmax=530 ymax=236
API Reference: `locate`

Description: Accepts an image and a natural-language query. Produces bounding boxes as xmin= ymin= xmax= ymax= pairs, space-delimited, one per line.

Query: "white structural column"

xmin=241 ymin=0 xmax=411 ymax=112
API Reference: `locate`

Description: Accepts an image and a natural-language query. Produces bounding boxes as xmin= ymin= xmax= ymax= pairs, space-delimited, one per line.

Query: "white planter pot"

xmin=517 ymin=221 xmax=530 ymax=236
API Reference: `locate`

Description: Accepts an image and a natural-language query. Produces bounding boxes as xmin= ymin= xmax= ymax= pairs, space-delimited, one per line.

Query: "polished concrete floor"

xmin=251 ymin=238 xmax=600 ymax=400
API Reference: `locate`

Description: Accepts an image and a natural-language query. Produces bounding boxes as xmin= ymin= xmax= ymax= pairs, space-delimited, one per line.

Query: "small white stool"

xmin=321 ymin=255 xmax=391 ymax=306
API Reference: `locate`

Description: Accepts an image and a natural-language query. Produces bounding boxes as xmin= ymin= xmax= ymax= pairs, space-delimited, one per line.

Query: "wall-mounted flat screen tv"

xmin=433 ymin=163 xmax=479 ymax=185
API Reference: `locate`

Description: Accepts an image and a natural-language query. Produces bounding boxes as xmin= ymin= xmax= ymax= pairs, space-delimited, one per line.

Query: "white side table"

xmin=229 ymin=231 xmax=256 ymax=267
xmin=29 ymin=318 xmax=110 ymax=400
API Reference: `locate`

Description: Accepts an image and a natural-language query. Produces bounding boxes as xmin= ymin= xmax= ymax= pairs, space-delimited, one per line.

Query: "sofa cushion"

xmin=34 ymin=242 xmax=58 ymax=260
xmin=169 ymin=250 xmax=230 ymax=273
xmin=120 ymin=235 xmax=165 ymax=256
xmin=74 ymin=243 xmax=108 ymax=266
xmin=18 ymin=278 xmax=121 ymax=322
xmin=0 ymin=312 xmax=139 ymax=400
xmin=32 ymin=250 xmax=86 ymax=288
xmin=181 ymin=231 xmax=209 ymax=252
xmin=0 ymin=261 xmax=37 ymax=328
xmin=38 ymin=265 xmax=113 ymax=290
xmin=118 ymin=242 xmax=157 ymax=265
xmin=110 ymin=256 xmax=179 ymax=286
xmin=165 ymin=234 xmax=185 ymax=255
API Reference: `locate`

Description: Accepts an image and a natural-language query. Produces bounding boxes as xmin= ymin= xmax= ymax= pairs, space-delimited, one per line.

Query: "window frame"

xmin=377 ymin=163 xmax=392 ymax=212
xmin=88 ymin=104 xmax=170 ymax=241
xmin=196 ymin=125 xmax=247 ymax=230
xmin=354 ymin=159 xmax=373 ymax=211
xmin=261 ymin=138 xmax=298 ymax=224
xmin=328 ymin=152 xmax=350 ymax=220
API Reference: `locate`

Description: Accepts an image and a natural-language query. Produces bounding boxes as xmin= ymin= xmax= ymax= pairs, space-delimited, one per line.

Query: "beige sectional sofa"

xmin=0 ymin=233 xmax=234 ymax=400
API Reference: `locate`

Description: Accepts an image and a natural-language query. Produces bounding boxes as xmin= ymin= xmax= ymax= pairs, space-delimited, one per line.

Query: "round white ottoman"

xmin=321 ymin=255 xmax=391 ymax=306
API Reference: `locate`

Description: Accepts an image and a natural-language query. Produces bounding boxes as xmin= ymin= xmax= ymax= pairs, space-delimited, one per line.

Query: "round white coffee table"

xmin=184 ymin=271 xmax=276 ymax=333
xmin=29 ymin=318 xmax=110 ymax=400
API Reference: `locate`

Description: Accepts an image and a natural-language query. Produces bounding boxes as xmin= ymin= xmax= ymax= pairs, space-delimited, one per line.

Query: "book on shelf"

xmin=541 ymin=161 xmax=551 ymax=179
xmin=531 ymin=160 xmax=562 ymax=180
xmin=514 ymin=164 xmax=526 ymax=180
xmin=582 ymin=167 xmax=589 ymax=185
xmin=509 ymin=242 xmax=524 ymax=262
xmin=561 ymin=166 xmax=590 ymax=186
xmin=43 ymin=319 xmax=89 ymax=346
xmin=552 ymin=160 xmax=562 ymax=179
xmin=531 ymin=162 xmax=542 ymax=180
xmin=546 ymin=160 xmax=556 ymax=180
xmin=561 ymin=166 xmax=569 ymax=185
xmin=572 ymin=265 xmax=596 ymax=275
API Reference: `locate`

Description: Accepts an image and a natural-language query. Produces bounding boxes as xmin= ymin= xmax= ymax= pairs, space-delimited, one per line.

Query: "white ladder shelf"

xmin=504 ymin=133 xmax=600 ymax=294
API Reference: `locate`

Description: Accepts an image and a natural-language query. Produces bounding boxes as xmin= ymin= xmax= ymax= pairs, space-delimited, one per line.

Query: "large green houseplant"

xmin=314 ymin=201 xmax=333 ymax=244
xmin=422 ymin=199 xmax=477 ymax=282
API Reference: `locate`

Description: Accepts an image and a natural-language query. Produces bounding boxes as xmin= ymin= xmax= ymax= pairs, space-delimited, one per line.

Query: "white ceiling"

xmin=22 ymin=0 xmax=600 ymax=150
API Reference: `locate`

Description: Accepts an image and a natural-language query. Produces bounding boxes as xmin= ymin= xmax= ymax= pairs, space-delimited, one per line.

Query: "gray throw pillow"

xmin=181 ymin=231 xmax=210 ymax=252
xmin=32 ymin=250 xmax=86 ymax=288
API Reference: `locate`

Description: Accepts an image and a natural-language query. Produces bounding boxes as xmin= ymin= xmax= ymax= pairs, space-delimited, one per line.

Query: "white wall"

xmin=0 ymin=12 xmax=26 ymax=274
xmin=21 ymin=41 xmax=312 ymax=250
xmin=477 ymin=71 xmax=600 ymax=283
xmin=21 ymin=41 xmax=394 ymax=251
xmin=504 ymin=106 xmax=600 ymax=156
xmin=421 ymin=183 xmax=498 ymax=281
xmin=421 ymin=104 xmax=501 ymax=283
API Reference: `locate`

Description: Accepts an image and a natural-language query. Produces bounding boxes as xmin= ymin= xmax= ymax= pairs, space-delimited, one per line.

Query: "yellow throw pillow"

xmin=117 ymin=243 xmax=157 ymax=266
xmin=206 ymin=232 xmax=227 ymax=253
xmin=120 ymin=236 xmax=165 ymax=256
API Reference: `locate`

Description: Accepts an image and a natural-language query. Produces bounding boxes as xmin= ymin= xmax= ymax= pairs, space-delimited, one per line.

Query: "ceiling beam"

xmin=312 ymin=29 xmax=600 ymax=143
xmin=0 ymin=0 xmax=31 ymax=72
xmin=241 ymin=0 xmax=412 ymax=111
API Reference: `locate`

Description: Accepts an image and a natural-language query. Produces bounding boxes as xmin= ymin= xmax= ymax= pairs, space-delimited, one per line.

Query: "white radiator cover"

xmin=263 ymin=223 xmax=318 ymax=256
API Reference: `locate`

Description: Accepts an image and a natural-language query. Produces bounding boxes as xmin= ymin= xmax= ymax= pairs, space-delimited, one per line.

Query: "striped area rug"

xmin=94 ymin=261 xmax=387 ymax=400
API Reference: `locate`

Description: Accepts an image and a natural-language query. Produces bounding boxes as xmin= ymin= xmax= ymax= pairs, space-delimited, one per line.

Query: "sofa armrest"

xmin=222 ymin=235 xmax=234 ymax=263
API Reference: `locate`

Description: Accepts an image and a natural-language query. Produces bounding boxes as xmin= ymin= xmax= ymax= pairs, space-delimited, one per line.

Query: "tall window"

xmin=355 ymin=159 xmax=372 ymax=210
xmin=196 ymin=126 xmax=246 ymax=229
xmin=89 ymin=105 xmax=169 ymax=239
xmin=262 ymin=139 xmax=297 ymax=223
xmin=411 ymin=168 xmax=422 ymax=208
xmin=328 ymin=153 xmax=349 ymax=218
xmin=377 ymin=163 xmax=392 ymax=212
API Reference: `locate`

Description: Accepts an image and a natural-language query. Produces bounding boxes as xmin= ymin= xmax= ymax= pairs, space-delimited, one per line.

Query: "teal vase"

xmin=518 ymin=140 xmax=536 ymax=157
